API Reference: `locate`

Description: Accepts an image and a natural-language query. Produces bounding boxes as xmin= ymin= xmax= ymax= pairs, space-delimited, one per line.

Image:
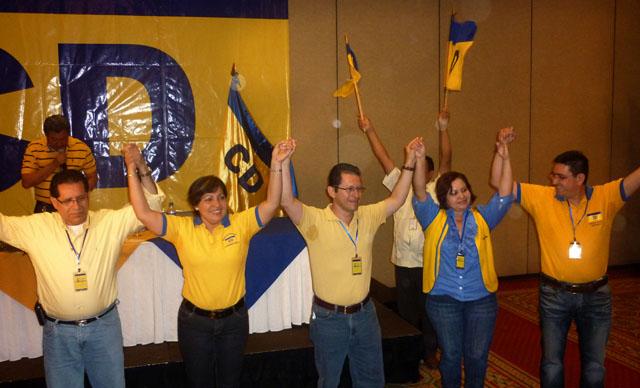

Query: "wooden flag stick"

xmin=442 ymin=10 xmax=455 ymax=112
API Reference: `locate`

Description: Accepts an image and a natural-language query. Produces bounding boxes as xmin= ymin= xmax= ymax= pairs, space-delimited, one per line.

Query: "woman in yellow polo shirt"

xmin=411 ymin=131 xmax=514 ymax=388
xmin=125 ymin=141 xmax=293 ymax=388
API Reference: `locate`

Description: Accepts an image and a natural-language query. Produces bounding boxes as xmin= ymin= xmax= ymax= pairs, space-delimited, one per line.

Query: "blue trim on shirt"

xmin=161 ymin=213 xmax=168 ymax=236
xmin=255 ymin=207 xmax=264 ymax=228
xmin=620 ymin=180 xmax=629 ymax=201
xmin=222 ymin=214 xmax=231 ymax=227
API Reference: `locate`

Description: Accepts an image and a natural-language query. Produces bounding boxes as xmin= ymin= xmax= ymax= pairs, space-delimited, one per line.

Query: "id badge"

xmin=568 ymin=241 xmax=582 ymax=260
xmin=74 ymin=272 xmax=89 ymax=291
xmin=352 ymin=255 xmax=362 ymax=275
xmin=456 ymin=254 xmax=465 ymax=269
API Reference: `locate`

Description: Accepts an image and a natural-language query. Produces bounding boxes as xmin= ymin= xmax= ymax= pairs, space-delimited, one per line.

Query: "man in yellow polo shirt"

xmin=0 ymin=145 xmax=162 ymax=388
xmin=497 ymin=131 xmax=640 ymax=387
xmin=281 ymin=137 xmax=421 ymax=387
xmin=21 ymin=114 xmax=97 ymax=213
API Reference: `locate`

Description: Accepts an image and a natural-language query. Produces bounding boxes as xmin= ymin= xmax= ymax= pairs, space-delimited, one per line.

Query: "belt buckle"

xmin=77 ymin=319 xmax=88 ymax=326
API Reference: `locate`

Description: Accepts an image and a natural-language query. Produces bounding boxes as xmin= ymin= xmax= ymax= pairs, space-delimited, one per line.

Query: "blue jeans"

xmin=539 ymin=283 xmax=611 ymax=388
xmin=43 ymin=305 xmax=125 ymax=388
xmin=177 ymin=299 xmax=249 ymax=388
xmin=309 ymin=299 xmax=384 ymax=388
xmin=426 ymin=293 xmax=497 ymax=388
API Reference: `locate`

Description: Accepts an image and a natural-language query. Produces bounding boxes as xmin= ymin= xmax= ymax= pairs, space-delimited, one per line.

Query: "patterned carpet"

xmin=388 ymin=268 xmax=640 ymax=387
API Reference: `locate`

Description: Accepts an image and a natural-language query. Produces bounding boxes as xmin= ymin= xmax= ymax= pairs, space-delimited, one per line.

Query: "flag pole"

xmin=442 ymin=11 xmax=455 ymax=112
xmin=345 ymin=35 xmax=365 ymax=120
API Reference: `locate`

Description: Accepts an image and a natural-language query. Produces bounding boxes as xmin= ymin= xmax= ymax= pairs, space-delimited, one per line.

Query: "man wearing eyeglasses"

xmin=281 ymin=137 xmax=422 ymax=387
xmin=494 ymin=130 xmax=640 ymax=387
xmin=21 ymin=114 xmax=98 ymax=213
xmin=0 ymin=144 xmax=163 ymax=388
xmin=358 ymin=111 xmax=451 ymax=370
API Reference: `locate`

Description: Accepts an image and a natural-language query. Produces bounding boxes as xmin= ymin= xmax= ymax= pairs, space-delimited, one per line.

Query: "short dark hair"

xmin=553 ymin=150 xmax=589 ymax=183
xmin=426 ymin=156 xmax=435 ymax=172
xmin=327 ymin=163 xmax=361 ymax=188
xmin=435 ymin=171 xmax=477 ymax=209
xmin=50 ymin=170 xmax=89 ymax=198
xmin=187 ymin=175 xmax=228 ymax=212
xmin=43 ymin=115 xmax=71 ymax=135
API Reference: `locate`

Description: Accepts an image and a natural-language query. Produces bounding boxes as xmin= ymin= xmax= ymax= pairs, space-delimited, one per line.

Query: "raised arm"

xmin=413 ymin=137 xmax=428 ymax=202
xmin=280 ymin=139 xmax=304 ymax=224
xmin=437 ymin=110 xmax=452 ymax=174
xmin=495 ymin=137 xmax=514 ymax=197
xmin=125 ymin=144 xmax=163 ymax=235
xmin=490 ymin=126 xmax=517 ymax=196
xmin=384 ymin=137 xmax=420 ymax=216
xmin=623 ymin=165 xmax=640 ymax=198
xmin=358 ymin=115 xmax=395 ymax=175
xmin=257 ymin=140 xmax=292 ymax=224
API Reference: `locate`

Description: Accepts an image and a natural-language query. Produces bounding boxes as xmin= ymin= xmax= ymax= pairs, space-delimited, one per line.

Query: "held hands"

xmin=122 ymin=143 xmax=144 ymax=170
xmin=495 ymin=127 xmax=515 ymax=160
xmin=357 ymin=115 xmax=373 ymax=133
xmin=497 ymin=126 xmax=516 ymax=145
xmin=272 ymin=139 xmax=296 ymax=164
xmin=404 ymin=137 xmax=424 ymax=167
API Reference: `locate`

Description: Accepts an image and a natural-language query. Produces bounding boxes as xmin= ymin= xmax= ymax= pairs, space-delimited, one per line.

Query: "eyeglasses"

xmin=549 ymin=172 xmax=573 ymax=181
xmin=335 ymin=186 xmax=366 ymax=194
xmin=55 ymin=194 xmax=88 ymax=206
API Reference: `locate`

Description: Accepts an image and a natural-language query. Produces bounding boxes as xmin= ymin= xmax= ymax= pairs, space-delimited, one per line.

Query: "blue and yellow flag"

xmin=445 ymin=16 xmax=477 ymax=91
xmin=333 ymin=43 xmax=361 ymax=98
xmin=219 ymin=69 xmax=297 ymax=213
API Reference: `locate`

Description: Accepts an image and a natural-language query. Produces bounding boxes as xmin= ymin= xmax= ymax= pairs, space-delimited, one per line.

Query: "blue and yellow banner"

xmin=445 ymin=16 xmax=477 ymax=91
xmin=0 ymin=1 xmax=289 ymax=215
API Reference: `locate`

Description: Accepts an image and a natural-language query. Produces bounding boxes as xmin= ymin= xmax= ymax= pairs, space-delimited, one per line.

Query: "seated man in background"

xmin=21 ymin=114 xmax=97 ymax=213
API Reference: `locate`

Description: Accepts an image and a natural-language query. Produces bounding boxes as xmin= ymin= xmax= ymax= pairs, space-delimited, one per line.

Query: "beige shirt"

xmin=0 ymin=188 xmax=164 ymax=320
xmin=382 ymin=167 xmax=437 ymax=268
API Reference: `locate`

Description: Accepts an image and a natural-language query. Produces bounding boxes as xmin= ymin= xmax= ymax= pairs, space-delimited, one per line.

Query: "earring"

xmin=195 ymin=207 xmax=199 ymax=212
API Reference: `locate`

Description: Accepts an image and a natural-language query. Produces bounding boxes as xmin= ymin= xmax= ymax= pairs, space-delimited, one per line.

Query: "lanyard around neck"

xmin=455 ymin=211 xmax=469 ymax=254
xmin=567 ymin=199 xmax=588 ymax=241
xmin=65 ymin=228 xmax=88 ymax=271
xmin=338 ymin=219 xmax=359 ymax=256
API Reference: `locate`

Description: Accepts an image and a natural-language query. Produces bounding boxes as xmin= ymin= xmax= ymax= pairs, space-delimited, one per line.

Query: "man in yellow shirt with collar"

xmin=496 ymin=129 xmax=640 ymax=387
xmin=0 ymin=145 xmax=163 ymax=388
xmin=281 ymin=137 xmax=421 ymax=388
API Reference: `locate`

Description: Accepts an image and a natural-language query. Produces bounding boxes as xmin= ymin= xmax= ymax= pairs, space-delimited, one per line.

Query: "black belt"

xmin=46 ymin=302 xmax=117 ymax=326
xmin=313 ymin=295 xmax=370 ymax=314
xmin=540 ymin=273 xmax=608 ymax=293
xmin=183 ymin=298 xmax=244 ymax=319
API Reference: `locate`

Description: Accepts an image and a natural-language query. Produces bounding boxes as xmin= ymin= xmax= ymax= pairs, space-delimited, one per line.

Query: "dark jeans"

xmin=177 ymin=299 xmax=249 ymax=388
xmin=539 ymin=283 xmax=611 ymax=388
xmin=426 ymin=293 xmax=497 ymax=388
xmin=395 ymin=265 xmax=438 ymax=358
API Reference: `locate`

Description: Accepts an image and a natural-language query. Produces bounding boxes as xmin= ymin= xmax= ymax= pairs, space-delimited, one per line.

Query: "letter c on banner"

xmin=224 ymin=144 xmax=264 ymax=193
xmin=58 ymin=44 xmax=195 ymax=188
